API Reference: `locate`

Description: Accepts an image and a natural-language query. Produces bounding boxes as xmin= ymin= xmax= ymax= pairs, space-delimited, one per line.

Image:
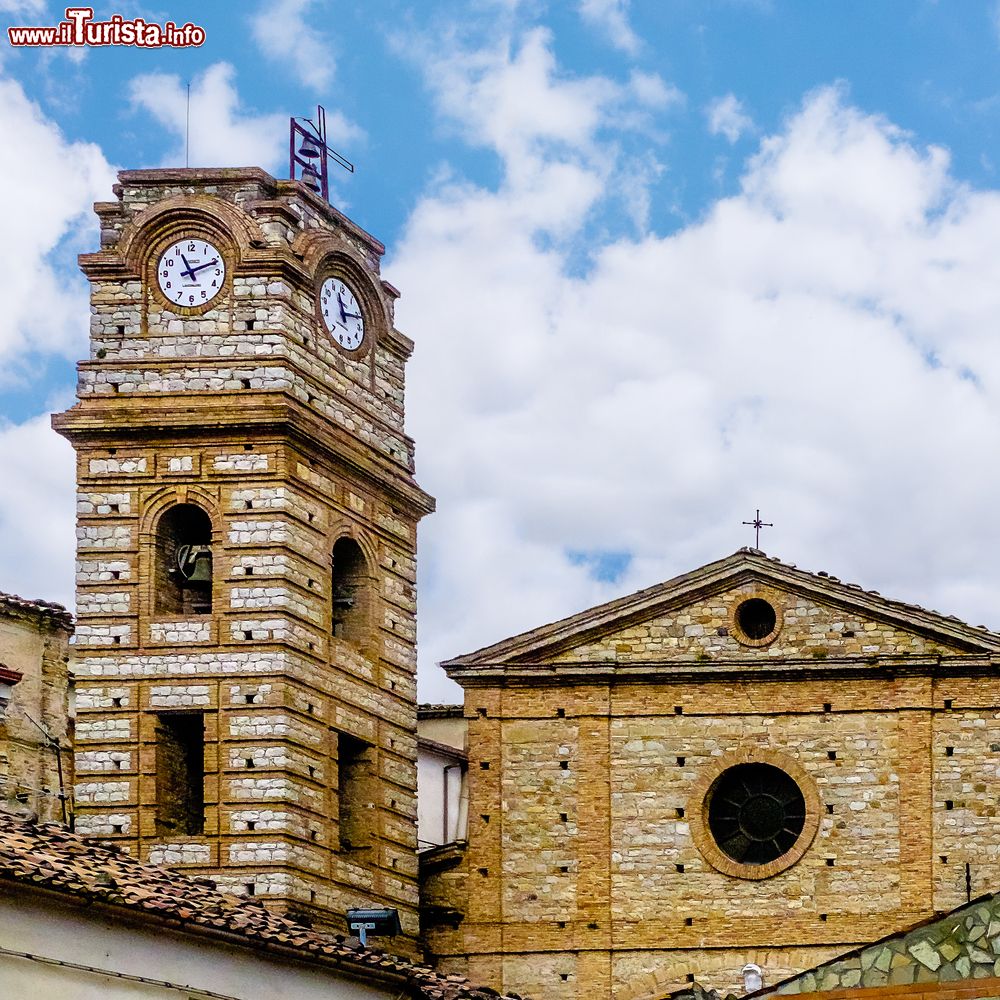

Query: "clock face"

xmin=319 ymin=277 xmax=365 ymax=350
xmin=156 ymin=238 xmax=226 ymax=309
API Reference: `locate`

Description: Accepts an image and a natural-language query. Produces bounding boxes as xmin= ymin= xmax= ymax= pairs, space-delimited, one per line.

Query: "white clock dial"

xmin=156 ymin=238 xmax=226 ymax=308
xmin=319 ymin=277 xmax=365 ymax=350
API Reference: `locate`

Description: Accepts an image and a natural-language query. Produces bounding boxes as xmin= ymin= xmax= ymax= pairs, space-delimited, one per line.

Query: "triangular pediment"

xmin=443 ymin=550 xmax=1000 ymax=677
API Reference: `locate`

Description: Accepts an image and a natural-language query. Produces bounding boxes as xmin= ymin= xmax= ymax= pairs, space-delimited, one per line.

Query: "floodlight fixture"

xmin=742 ymin=963 xmax=763 ymax=994
xmin=346 ymin=907 xmax=401 ymax=948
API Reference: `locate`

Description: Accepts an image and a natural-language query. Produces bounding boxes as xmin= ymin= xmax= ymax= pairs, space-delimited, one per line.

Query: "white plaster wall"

xmin=417 ymin=746 xmax=467 ymax=847
xmin=0 ymin=886 xmax=397 ymax=1000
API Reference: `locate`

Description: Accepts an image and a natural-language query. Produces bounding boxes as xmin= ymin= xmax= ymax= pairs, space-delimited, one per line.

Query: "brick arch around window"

xmin=328 ymin=527 xmax=379 ymax=657
xmin=139 ymin=487 xmax=222 ymax=628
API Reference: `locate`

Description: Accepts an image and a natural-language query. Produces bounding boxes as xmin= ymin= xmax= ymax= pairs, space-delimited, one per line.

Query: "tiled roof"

xmin=418 ymin=735 xmax=468 ymax=761
xmin=0 ymin=813 xmax=526 ymax=1000
xmin=418 ymin=703 xmax=464 ymax=718
xmin=0 ymin=590 xmax=73 ymax=630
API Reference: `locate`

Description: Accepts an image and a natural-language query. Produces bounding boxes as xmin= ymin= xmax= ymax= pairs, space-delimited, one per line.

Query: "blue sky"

xmin=12 ymin=3 xmax=1000 ymax=268
xmin=5 ymin=1 xmax=1000 ymax=699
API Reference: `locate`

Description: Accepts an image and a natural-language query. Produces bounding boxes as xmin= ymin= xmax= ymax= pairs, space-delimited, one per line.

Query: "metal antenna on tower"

xmin=289 ymin=104 xmax=354 ymax=202
xmin=185 ymin=81 xmax=191 ymax=168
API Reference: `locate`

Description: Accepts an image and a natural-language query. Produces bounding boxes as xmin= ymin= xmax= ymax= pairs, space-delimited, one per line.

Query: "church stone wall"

xmin=610 ymin=709 xmax=902 ymax=917
xmin=451 ymin=680 xmax=937 ymax=1000
xmin=932 ymin=705 xmax=1000 ymax=913
xmin=502 ymin=719 xmax=579 ymax=922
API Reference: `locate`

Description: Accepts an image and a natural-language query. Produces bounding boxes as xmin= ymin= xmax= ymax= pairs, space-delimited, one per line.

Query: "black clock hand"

xmin=180 ymin=254 xmax=197 ymax=280
xmin=336 ymin=291 xmax=348 ymax=324
xmin=343 ymin=311 xmax=361 ymax=320
xmin=186 ymin=257 xmax=219 ymax=277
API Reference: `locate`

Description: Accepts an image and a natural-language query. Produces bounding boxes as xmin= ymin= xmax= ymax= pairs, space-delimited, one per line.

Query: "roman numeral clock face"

xmin=156 ymin=238 xmax=226 ymax=308
xmin=320 ymin=277 xmax=365 ymax=351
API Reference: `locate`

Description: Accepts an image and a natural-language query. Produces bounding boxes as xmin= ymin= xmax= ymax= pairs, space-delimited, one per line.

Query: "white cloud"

xmin=391 ymin=76 xmax=1000 ymax=701
xmin=615 ymin=150 xmax=664 ymax=232
xmin=420 ymin=27 xmax=616 ymax=161
xmin=629 ymin=70 xmax=684 ymax=110
xmin=249 ymin=0 xmax=335 ymax=92
xmin=0 ymin=74 xmax=115 ymax=374
xmin=0 ymin=1 xmax=46 ymax=14
xmin=404 ymin=27 xmax=674 ymax=241
xmin=707 ymin=92 xmax=754 ymax=143
xmin=0 ymin=414 xmax=76 ymax=609
xmin=0 ymin=72 xmax=111 ymax=607
xmin=128 ymin=62 xmax=288 ymax=172
xmin=316 ymin=107 xmax=367 ymax=150
xmin=578 ymin=0 xmax=640 ymax=55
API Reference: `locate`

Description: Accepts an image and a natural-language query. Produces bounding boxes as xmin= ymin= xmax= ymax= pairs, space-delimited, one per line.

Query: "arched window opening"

xmin=156 ymin=504 xmax=213 ymax=616
xmin=331 ymin=537 xmax=369 ymax=645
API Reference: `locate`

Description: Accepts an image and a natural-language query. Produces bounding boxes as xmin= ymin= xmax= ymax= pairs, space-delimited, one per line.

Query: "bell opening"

xmin=156 ymin=503 xmax=213 ymax=617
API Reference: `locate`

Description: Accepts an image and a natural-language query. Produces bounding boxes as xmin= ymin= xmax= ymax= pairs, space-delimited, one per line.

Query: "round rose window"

xmin=707 ymin=762 xmax=806 ymax=866
xmin=736 ymin=598 xmax=777 ymax=641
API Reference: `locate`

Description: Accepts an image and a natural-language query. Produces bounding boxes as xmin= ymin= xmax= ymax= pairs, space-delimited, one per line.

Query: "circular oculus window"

xmin=707 ymin=762 xmax=806 ymax=866
xmin=731 ymin=596 xmax=780 ymax=646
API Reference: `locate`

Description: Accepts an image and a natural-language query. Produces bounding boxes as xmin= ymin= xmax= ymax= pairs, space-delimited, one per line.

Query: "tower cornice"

xmin=52 ymin=394 xmax=435 ymax=519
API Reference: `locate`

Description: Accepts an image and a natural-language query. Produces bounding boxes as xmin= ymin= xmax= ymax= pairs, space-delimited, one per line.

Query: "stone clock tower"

xmin=53 ymin=168 xmax=434 ymax=953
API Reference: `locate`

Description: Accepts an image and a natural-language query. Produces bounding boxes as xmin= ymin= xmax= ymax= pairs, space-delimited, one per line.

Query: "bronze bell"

xmin=176 ymin=544 xmax=213 ymax=584
xmin=300 ymin=162 xmax=322 ymax=193
xmin=298 ymin=133 xmax=322 ymax=159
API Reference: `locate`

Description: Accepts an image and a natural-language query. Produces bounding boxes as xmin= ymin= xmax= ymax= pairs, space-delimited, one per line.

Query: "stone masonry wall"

xmin=550 ymin=582 xmax=968 ymax=664
xmin=69 ymin=437 xmax=425 ymax=945
xmin=56 ymin=169 xmax=434 ymax=954
xmin=0 ymin=601 xmax=74 ymax=824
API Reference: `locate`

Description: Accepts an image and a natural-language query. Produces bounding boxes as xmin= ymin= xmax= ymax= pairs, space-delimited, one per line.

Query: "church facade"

xmin=428 ymin=549 xmax=1000 ymax=1000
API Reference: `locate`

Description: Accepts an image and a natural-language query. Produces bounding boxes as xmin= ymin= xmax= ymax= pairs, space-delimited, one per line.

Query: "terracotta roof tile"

xmin=0 ymin=814 xmax=527 ymax=1000
xmin=418 ymin=703 xmax=465 ymax=718
xmin=0 ymin=590 xmax=73 ymax=629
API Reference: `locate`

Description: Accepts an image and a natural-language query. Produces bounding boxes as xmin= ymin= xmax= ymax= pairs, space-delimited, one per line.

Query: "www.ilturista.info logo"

xmin=7 ymin=6 xmax=206 ymax=48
